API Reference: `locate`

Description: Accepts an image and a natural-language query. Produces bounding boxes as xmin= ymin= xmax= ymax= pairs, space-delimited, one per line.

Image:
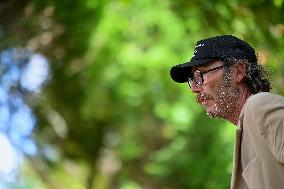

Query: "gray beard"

xmin=207 ymin=72 xmax=240 ymax=119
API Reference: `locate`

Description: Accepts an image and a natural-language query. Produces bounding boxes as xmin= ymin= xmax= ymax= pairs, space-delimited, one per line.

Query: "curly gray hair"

xmin=224 ymin=58 xmax=271 ymax=94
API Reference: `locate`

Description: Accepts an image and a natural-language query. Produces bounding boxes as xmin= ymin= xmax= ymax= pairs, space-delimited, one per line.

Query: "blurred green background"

xmin=0 ymin=0 xmax=284 ymax=188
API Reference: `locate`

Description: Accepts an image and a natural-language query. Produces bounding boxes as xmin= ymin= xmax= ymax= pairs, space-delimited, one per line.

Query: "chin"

xmin=205 ymin=105 xmax=221 ymax=118
xmin=206 ymin=111 xmax=218 ymax=118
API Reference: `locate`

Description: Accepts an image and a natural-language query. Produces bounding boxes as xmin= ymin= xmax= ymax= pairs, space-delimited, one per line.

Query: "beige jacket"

xmin=231 ymin=92 xmax=284 ymax=189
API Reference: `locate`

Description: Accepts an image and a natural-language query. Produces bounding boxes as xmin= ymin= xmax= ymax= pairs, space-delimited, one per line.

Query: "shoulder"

xmin=243 ymin=92 xmax=284 ymax=122
xmin=245 ymin=92 xmax=284 ymax=110
xmin=243 ymin=93 xmax=284 ymax=163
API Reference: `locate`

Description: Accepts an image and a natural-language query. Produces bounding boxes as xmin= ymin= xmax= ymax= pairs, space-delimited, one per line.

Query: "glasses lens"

xmin=187 ymin=76 xmax=193 ymax=88
xmin=194 ymin=70 xmax=203 ymax=85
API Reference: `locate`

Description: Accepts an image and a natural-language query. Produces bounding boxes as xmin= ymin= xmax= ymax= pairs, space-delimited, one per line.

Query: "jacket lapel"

xmin=230 ymin=126 xmax=243 ymax=189
xmin=230 ymin=110 xmax=245 ymax=189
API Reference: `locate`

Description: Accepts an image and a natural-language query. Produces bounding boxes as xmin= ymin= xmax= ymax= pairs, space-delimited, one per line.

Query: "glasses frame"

xmin=187 ymin=64 xmax=229 ymax=88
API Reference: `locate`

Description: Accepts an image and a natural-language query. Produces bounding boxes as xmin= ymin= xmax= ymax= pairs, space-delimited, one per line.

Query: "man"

xmin=170 ymin=35 xmax=284 ymax=189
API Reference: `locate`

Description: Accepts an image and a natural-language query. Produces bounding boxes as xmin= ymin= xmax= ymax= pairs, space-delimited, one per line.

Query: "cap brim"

xmin=170 ymin=58 xmax=215 ymax=83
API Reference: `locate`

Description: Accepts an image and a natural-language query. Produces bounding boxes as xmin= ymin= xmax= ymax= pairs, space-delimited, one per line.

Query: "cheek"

xmin=202 ymin=84 xmax=219 ymax=98
xmin=202 ymin=74 xmax=223 ymax=96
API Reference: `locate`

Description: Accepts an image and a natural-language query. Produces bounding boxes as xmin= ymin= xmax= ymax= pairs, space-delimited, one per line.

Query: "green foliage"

xmin=1 ymin=0 xmax=284 ymax=188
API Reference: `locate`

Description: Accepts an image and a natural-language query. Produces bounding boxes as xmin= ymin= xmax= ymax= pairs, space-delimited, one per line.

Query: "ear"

xmin=233 ymin=63 xmax=246 ymax=84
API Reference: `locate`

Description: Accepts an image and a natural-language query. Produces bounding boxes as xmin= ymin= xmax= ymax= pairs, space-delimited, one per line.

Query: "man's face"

xmin=190 ymin=60 xmax=240 ymax=120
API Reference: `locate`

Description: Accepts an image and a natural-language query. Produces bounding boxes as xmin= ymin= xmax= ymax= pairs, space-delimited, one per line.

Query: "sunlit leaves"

xmin=1 ymin=0 xmax=284 ymax=188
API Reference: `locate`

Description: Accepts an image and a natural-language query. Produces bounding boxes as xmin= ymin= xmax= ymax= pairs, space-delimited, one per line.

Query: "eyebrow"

xmin=192 ymin=65 xmax=209 ymax=73
xmin=193 ymin=63 xmax=224 ymax=72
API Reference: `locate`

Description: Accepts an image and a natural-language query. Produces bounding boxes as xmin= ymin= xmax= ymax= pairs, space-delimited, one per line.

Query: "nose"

xmin=190 ymin=81 xmax=202 ymax=93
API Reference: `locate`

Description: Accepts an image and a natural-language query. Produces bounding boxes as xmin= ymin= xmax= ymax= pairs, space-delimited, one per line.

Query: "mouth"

xmin=196 ymin=94 xmax=214 ymax=105
xmin=200 ymin=99 xmax=210 ymax=106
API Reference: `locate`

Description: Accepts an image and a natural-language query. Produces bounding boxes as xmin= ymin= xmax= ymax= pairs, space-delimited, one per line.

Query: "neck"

xmin=227 ymin=87 xmax=251 ymax=125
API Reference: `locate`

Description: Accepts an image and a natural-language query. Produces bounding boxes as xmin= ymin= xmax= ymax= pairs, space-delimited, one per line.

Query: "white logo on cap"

xmin=192 ymin=43 xmax=204 ymax=58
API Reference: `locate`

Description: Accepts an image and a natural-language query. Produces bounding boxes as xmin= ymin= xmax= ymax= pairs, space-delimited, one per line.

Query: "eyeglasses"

xmin=187 ymin=65 xmax=228 ymax=88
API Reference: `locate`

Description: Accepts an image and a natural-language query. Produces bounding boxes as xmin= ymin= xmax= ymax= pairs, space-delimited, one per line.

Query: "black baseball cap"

xmin=170 ymin=35 xmax=257 ymax=83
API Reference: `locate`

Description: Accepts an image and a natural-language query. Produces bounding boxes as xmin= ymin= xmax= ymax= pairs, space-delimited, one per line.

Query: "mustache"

xmin=196 ymin=93 xmax=214 ymax=104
